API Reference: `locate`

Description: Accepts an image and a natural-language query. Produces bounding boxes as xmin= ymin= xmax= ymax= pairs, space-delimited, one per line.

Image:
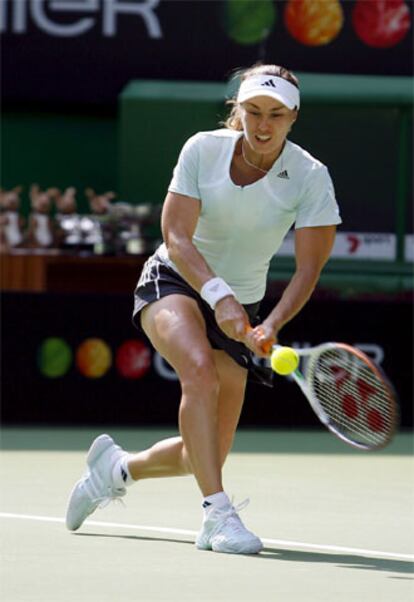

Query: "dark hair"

xmin=224 ymin=64 xmax=299 ymax=131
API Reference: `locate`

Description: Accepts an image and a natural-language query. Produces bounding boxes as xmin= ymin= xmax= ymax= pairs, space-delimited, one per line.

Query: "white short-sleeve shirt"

xmin=157 ymin=128 xmax=341 ymax=304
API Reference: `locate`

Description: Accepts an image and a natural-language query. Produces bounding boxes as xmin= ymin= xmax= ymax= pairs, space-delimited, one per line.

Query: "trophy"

xmin=103 ymin=202 xmax=162 ymax=255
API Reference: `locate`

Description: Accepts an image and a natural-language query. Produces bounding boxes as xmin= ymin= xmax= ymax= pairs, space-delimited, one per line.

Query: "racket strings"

xmin=308 ymin=348 xmax=395 ymax=448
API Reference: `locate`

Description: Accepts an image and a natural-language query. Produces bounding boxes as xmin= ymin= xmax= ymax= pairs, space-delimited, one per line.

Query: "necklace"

xmin=241 ymin=138 xmax=269 ymax=174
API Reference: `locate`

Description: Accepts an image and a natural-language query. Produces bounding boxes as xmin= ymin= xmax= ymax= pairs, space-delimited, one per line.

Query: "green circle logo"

xmin=222 ymin=0 xmax=276 ymax=45
xmin=38 ymin=338 xmax=73 ymax=378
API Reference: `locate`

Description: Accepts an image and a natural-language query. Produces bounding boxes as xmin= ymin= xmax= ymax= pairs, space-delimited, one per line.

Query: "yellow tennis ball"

xmin=270 ymin=347 xmax=299 ymax=375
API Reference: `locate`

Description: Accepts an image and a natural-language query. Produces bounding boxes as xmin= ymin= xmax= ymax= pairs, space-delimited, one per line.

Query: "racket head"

xmin=304 ymin=343 xmax=399 ymax=450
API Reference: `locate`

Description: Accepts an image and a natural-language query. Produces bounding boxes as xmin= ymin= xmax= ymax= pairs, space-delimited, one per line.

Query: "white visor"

xmin=237 ymin=75 xmax=300 ymax=110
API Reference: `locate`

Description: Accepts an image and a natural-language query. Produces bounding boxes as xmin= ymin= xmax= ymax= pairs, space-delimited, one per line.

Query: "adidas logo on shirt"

xmin=261 ymin=79 xmax=277 ymax=88
xmin=277 ymin=170 xmax=289 ymax=179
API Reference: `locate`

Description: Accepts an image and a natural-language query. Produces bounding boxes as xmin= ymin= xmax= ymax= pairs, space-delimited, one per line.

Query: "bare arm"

xmin=249 ymin=225 xmax=337 ymax=355
xmin=162 ymin=192 xmax=249 ymax=340
xmin=161 ymin=191 xmax=212 ymax=289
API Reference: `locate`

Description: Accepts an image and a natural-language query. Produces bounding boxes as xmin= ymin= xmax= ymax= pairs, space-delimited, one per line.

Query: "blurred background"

xmin=1 ymin=0 xmax=413 ymax=430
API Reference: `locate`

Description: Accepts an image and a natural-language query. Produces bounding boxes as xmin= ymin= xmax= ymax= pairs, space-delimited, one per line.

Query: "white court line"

xmin=1 ymin=511 xmax=413 ymax=562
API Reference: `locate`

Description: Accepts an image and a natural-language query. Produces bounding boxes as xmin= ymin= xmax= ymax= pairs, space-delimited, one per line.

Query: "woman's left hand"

xmin=244 ymin=323 xmax=277 ymax=358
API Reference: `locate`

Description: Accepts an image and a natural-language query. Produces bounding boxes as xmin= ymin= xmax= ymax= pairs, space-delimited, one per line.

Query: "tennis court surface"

xmin=1 ymin=428 xmax=413 ymax=602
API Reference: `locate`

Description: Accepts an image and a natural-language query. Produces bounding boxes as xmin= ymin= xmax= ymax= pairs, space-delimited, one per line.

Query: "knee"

xmin=180 ymin=353 xmax=220 ymax=401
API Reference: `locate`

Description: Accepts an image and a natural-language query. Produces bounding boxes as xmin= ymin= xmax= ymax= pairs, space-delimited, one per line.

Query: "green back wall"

xmin=2 ymin=109 xmax=118 ymax=215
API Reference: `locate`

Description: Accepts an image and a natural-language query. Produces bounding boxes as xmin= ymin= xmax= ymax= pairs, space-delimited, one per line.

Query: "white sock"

xmin=202 ymin=491 xmax=231 ymax=516
xmin=112 ymin=455 xmax=135 ymax=489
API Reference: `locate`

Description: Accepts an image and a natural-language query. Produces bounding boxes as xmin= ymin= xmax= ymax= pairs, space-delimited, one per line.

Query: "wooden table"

xmin=0 ymin=251 xmax=148 ymax=293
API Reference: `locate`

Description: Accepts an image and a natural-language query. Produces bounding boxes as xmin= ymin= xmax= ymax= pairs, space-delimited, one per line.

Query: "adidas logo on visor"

xmin=261 ymin=79 xmax=277 ymax=88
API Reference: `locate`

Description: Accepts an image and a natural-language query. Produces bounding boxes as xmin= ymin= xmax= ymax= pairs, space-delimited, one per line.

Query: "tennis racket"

xmin=283 ymin=343 xmax=398 ymax=450
xmin=248 ymin=330 xmax=398 ymax=450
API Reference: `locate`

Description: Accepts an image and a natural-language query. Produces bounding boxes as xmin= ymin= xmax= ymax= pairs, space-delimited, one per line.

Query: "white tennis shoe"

xmin=196 ymin=499 xmax=263 ymax=554
xmin=65 ymin=434 xmax=127 ymax=531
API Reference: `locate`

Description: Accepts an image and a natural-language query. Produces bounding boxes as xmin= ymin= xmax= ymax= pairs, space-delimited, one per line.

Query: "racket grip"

xmin=260 ymin=341 xmax=273 ymax=354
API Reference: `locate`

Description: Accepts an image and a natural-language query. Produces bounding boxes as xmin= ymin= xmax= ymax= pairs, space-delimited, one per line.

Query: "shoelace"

xmin=210 ymin=498 xmax=251 ymax=535
xmin=225 ymin=499 xmax=250 ymax=533
xmin=232 ymin=498 xmax=250 ymax=513
xmin=81 ymin=473 xmax=126 ymax=510
xmin=93 ymin=487 xmax=126 ymax=510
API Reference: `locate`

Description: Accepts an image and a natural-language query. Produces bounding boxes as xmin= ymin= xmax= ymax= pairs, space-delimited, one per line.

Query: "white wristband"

xmin=200 ymin=277 xmax=235 ymax=310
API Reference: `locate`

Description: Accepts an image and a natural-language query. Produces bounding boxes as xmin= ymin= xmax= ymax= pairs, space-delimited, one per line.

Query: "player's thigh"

xmin=140 ymin=294 xmax=218 ymax=389
xmin=213 ymin=350 xmax=248 ymax=462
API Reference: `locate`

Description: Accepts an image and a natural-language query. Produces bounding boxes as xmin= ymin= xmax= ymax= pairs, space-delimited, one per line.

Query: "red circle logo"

xmin=352 ymin=0 xmax=411 ymax=48
xmin=116 ymin=340 xmax=151 ymax=379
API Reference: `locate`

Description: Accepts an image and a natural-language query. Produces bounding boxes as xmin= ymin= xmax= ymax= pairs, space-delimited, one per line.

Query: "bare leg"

xmin=128 ymin=296 xmax=247 ymax=497
xmin=127 ymin=435 xmax=191 ymax=479
xmin=127 ymin=351 xmax=247 ymax=480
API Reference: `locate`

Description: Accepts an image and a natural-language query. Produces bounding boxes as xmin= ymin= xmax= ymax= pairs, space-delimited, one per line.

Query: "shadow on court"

xmin=259 ymin=547 xmax=414 ymax=577
xmin=74 ymin=532 xmax=414 ymax=576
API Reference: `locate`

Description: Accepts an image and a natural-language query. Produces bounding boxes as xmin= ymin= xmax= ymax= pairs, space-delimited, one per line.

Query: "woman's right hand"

xmin=214 ymin=296 xmax=249 ymax=342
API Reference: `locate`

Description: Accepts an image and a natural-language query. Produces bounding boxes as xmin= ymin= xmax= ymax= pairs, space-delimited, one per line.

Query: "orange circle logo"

xmin=76 ymin=338 xmax=112 ymax=378
xmin=284 ymin=0 xmax=344 ymax=46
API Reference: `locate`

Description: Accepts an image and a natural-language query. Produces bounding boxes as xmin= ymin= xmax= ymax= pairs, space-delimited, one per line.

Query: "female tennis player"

xmin=66 ymin=63 xmax=341 ymax=554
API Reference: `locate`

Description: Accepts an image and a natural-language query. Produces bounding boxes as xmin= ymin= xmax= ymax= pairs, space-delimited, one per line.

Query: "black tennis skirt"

xmin=132 ymin=253 xmax=273 ymax=387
